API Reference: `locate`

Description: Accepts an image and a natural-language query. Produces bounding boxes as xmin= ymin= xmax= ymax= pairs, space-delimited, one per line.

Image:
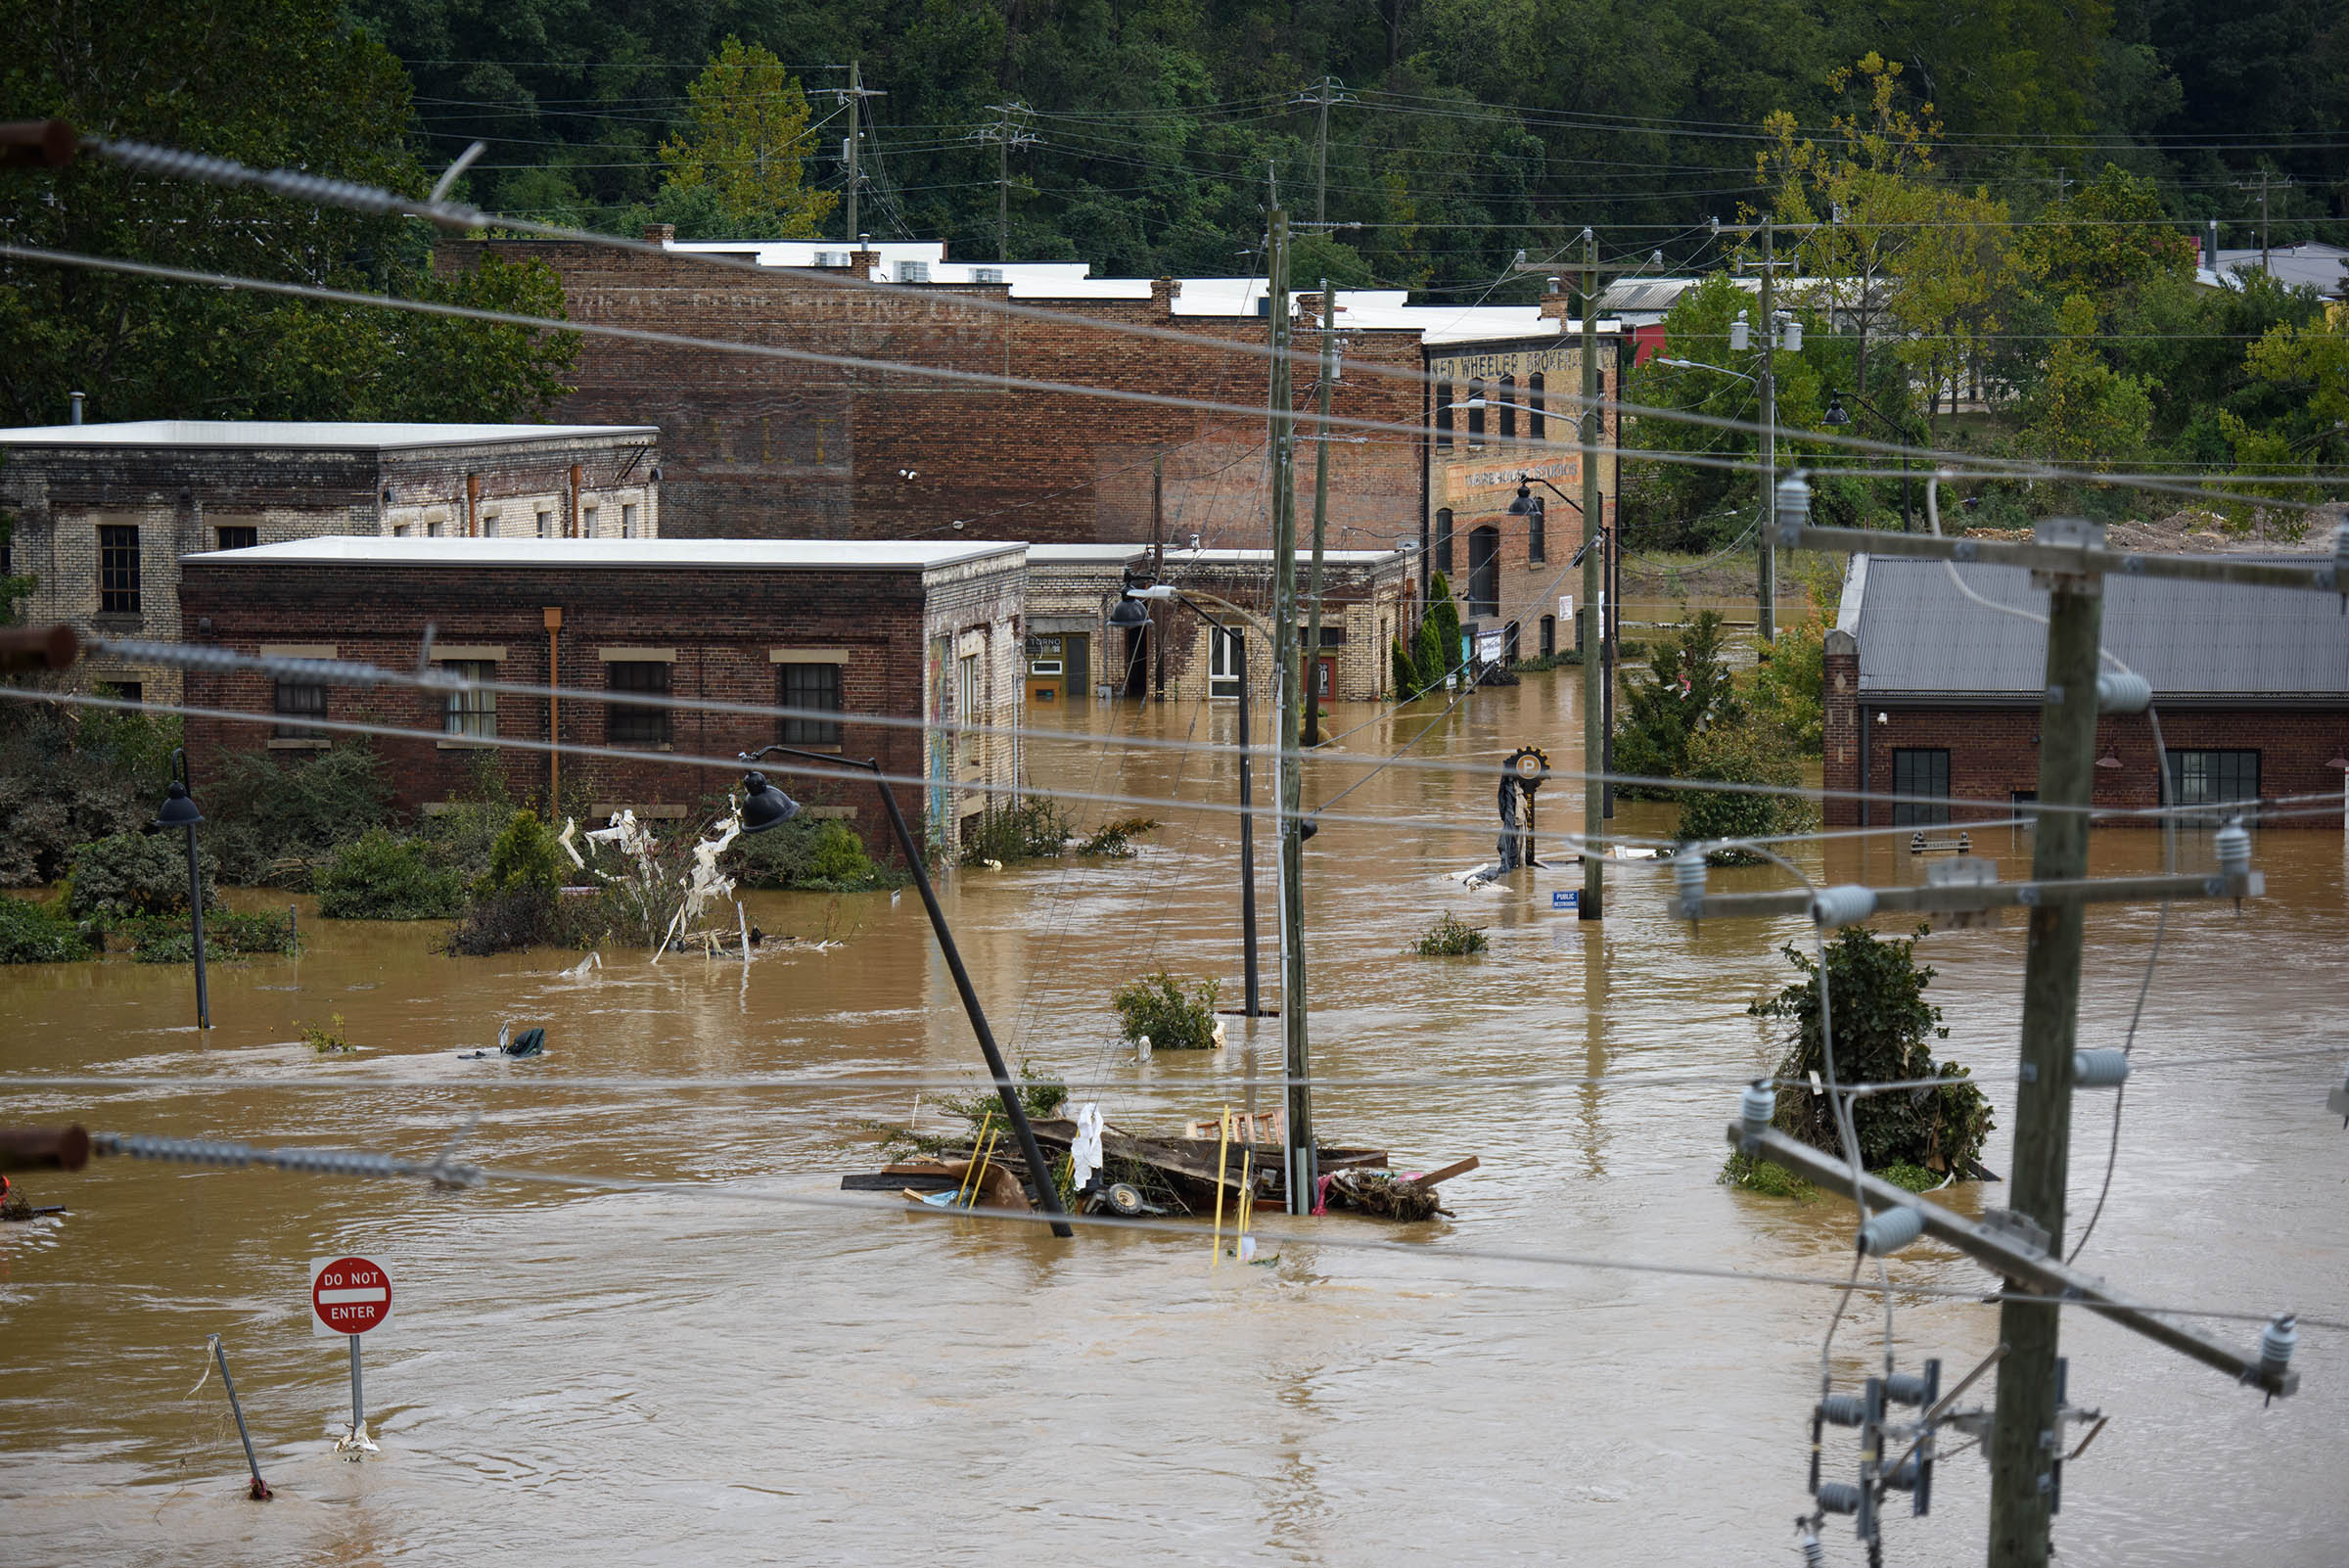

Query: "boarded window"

xmin=1498 ymin=374 xmax=1517 ymax=439
xmin=98 ymin=525 xmax=140 ymax=615
xmin=1891 ymin=749 xmax=1951 ymax=827
xmin=780 ymin=661 xmax=844 ymax=747
xmin=1467 ymin=526 xmax=1500 ymax=616
xmin=1466 ymin=380 xmax=1486 ymax=449
xmin=1435 ymin=508 xmax=1454 ymax=576
xmin=607 ymin=661 xmax=671 ymax=745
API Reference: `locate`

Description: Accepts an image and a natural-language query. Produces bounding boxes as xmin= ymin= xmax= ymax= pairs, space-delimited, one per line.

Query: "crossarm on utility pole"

xmin=1725 ymin=1124 xmax=2298 ymax=1398
xmin=1672 ymin=871 xmax=2261 ymax=923
xmin=1771 ymin=521 xmax=2343 ymax=594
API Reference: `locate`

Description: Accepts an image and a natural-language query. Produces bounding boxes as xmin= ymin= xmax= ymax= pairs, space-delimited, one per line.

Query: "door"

xmin=1025 ymin=632 xmax=1065 ymax=704
xmin=1313 ymin=655 xmax=1337 ymax=706
xmin=1209 ymin=625 xmax=1244 ymax=700
xmin=1061 ymin=632 xmax=1088 ymax=701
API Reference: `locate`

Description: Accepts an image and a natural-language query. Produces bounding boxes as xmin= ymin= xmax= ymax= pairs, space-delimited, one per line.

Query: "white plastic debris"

xmin=1070 ymin=1102 xmax=1106 ymax=1191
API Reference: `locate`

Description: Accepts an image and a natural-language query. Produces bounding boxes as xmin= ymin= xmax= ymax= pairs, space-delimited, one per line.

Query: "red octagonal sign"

xmin=311 ymin=1255 xmax=393 ymax=1336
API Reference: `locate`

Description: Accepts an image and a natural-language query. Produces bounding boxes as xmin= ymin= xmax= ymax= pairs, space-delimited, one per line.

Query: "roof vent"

xmin=813 ymin=252 xmax=847 ymax=268
xmin=973 ymin=267 xmax=1005 ymax=285
xmin=896 ymin=260 xmax=931 ymax=283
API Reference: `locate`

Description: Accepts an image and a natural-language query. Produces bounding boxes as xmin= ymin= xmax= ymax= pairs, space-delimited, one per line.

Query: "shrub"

xmin=0 ymin=705 xmax=182 ymax=888
xmin=122 ymin=908 xmax=298 ymax=962
xmin=1427 ymin=572 xmax=1462 ymax=688
xmin=1075 ymin=816 xmax=1158 ymax=857
xmin=1720 ymin=1148 xmax=1815 ymax=1198
xmin=960 ymin=798 xmax=1074 ymax=866
xmin=65 ymin=832 xmax=217 ymax=923
xmin=1110 ymin=971 xmax=1221 ymax=1050
xmin=1612 ymin=608 xmax=1742 ymax=794
xmin=1675 ymin=723 xmax=1819 ymax=864
xmin=1412 ymin=615 xmax=1445 ymax=697
xmin=300 ymin=1013 xmax=356 ymax=1054
xmin=440 ymin=888 xmax=613 ymax=957
xmin=198 ymin=743 xmax=392 ymax=888
xmin=724 ymin=816 xmax=890 ymax=891
xmin=315 ymin=829 xmax=468 ymax=920
xmin=480 ymin=809 xmax=564 ymax=899
xmin=1746 ymin=925 xmax=1995 ymax=1179
xmin=1391 ymin=634 xmax=1421 ymax=699
xmin=0 ymin=896 xmax=93 ymax=963
xmin=419 ymin=801 xmax=519 ymax=886
xmin=1412 ymin=911 xmax=1488 ymax=956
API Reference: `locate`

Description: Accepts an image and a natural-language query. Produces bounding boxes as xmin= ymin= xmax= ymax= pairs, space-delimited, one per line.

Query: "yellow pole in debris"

xmin=956 ymin=1109 xmax=995 ymax=1209
xmin=1211 ymin=1106 xmax=1231 ymax=1267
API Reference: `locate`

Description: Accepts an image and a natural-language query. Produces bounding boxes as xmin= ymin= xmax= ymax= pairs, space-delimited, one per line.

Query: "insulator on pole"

xmin=1741 ymin=1079 xmax=1775 ymax=1137
xmin=2215 ymin=818 xmax=2252 ymax=878
xmin=1815 ymin=1481 xmax=1864 ymax=1515
xmin=1810 ymin=885 xmax=1876 ymax=927
xmin=1799 ymin=1526 xmax=1826 ymax=1567
xmin=1858 ymin=1205 xmax=1926 ymax=1257
xmin=2073 ymin=1048 xmax=2130 ymax=1087
xmin=1774 ymin=471 xmax=1813 ymax=534
xmin=1818 ymin=1393 xmax=1867 ymax=1427
xmin=1882 ymin=1371 xmax=1931 ymax=1407
xmin=2262 ymin=1314 xmax=2298 ymax=1379
xmin=2095 ymin=671 xmax=2151 ymax=714
xmin=1674 ymin=847 xmax=1709 ymax=911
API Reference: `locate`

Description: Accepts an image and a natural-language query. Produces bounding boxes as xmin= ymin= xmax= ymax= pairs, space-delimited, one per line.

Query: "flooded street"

xmin=3 ymin=663 xmax=2344 ymax=1567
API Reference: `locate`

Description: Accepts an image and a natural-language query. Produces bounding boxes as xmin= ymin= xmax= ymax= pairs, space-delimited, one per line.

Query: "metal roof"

xmin=1847 ymin=554 xmax=2349 ymax=699
xmin=181 ymin=537 xmax=1023 ymax=571
xmin=1 ymin=421 xmax=657 ymax=450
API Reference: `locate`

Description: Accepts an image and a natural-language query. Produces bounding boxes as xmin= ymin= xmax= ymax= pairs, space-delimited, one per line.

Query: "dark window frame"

xmin=1540 ymin=615 xmax=1556 ymax=658
xmin=1527 ymin=497 xmax=1545 ymax=564
xmin=442 ymin=660 xmax=497 ymax=738
xmin=606 ymin=660 xmax=673 ymax=746
xmin=1466 ymin=379 xmax=1486 ymax=449
xmin=98 ymin=525 xmax=141 ymax=615
xmin=1467 ymin=525 xmax=1501 ymax=617
xmin=1498 ymin=374 xmax=1517 ymax=439
xmin=2166 ymin=749 xmax=2260 ymax=822
xmin=779 ymin=661 xmax=845 ymax=748
xmin=273 ymin=678 xmax=327 ymax=739
xmin=213 ymin=525 xmax=258 ymax=552
xmin=1528 ymin=373 xmax=1546 ymax=439
xmin=1891 ymin=748 xmax=1952 ymax=827
xmin=1435 ymin=382 xmax=1453 ymax=452
xmin=1434 ymin=508 xmax=1454 ymax=576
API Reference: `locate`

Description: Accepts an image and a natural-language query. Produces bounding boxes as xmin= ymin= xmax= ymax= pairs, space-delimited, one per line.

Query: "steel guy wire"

xmin=77 ymin=1130 xmax=2349 ymax=1333
xmin=23 ymin=144 xmax=2345 ymax=516
xmin=23 ymin=660 xmax=2332 ymax=840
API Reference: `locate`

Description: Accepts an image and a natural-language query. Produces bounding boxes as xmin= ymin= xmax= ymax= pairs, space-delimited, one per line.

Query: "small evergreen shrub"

xmin=1075 ymin=816 xmax=1158 ymax=857
xmin=0 ymin=896 xmax=94 ymax=963
xmin=1110 ymin=971 xmax=1222 ymax=1050
xmin=1676 ymin=723 xmax=1819 ymax=863
xmin=480 ymin=809 xmax=565 ymax=899
xmin=1412 ymin=911 xmax=1489 ymax=956
xmin=960 ymin=798 xmax=1075 ymax=865
xmin=122 ymin=908 xmax=298 ymax=962
xmin=315 ymin=829 xmax=467 ymax=919
xmin=724 ymin=817 xmax=891 ymax=890
xmin=65 ymin=832 xmax=217 ymax=923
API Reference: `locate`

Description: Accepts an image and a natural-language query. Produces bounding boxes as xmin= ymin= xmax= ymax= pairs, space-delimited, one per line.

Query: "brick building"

xmin=1 ymin=421 xmax=660 ymax=703
xmin=438 ymin=235 xmax=1517 ymax=554
xmin=176 ymin=536 xmax=1026 ymax=858
xmin=1822 ymin=553 xmax=2349 ymax=829
xmin=1020 ymin=543 xmax=1411 ymax=707
xmin=1423 ymin=320 xmax=1624 ymax=666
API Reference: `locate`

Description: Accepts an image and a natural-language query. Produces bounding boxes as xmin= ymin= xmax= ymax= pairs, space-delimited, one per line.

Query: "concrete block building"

xmin=1823 ymin=553 xmax=2349 ymax=828
xmin=176 ymin=537 xmax=1026 ymax=858
xmin=0 ymin=421 xmax=660 ymax=702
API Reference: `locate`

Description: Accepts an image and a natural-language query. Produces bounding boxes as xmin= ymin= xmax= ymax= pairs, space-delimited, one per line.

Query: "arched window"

xmin=1468 ymin=526 xmax=1500 ymax=616
xmin=1435 ymin=508 xmax=1454 ymax=576
xmin=1498 ymin=374 xmax=1517 ymax=439
xmin=1435 ymin=381 xmax=1453 ymax=451
xmin=1527 ymin=498 xmax=1545 ymax=564
xmin=1540 ymin=615 xmax=1556 ymax=658
xmin=1466 ymin=380 xmax=1485 ymax=449
xmin=1529 ymin=373 xmax=1546 ymax=439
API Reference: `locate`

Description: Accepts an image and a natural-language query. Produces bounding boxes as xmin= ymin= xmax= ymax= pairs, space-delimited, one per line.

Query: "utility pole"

xmin=822 ymin=63 xmax=885 ymax=247
xmin=1756 ymin=217 xmax=1779 ymax=642
xmin=1578 ymin=229 xmax=1606 ymax=919
xmin=1304 ymin=279 xmax=1336 ymax=747
xmin=1267 ymin=207 xmax=1315 ymax=1213
xmin=1987 ymin=530 xmax=2103 ymax=1568
xmin=1293 ymin=77 xmax=1347 ymax=229
xmin=1152 ymin=447 xmax=1167 ymax=701
xmin=2237 ymin=171 xmax=2291 ymax=273
xmin=973 ymin=102 xmax=1036 ymax=263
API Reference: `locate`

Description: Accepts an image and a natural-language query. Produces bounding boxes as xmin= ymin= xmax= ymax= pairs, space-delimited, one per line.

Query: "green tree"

xmin=1426 ymin=572 xmax=1463 ymax=688
xmin=481 ymin=809 xmax=564 ymax=899
xmin=1613 ymin=608 xmax=1742 ymax=792
xmin=657 ymin=38 xmax=837 ymax=239
xmin=2021 ymin=295 xmax=2155 ymax=467
xmin=1675 ymin=721 xmax=1817 ymax=861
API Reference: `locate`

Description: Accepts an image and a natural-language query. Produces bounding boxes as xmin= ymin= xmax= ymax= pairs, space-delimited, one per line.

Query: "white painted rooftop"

xmin=1028 ymin=544 xmax=1149 ymax=565
xmin=1 ymin=421 xmax=658 ymax=450
xmin=181 ymin=536 xmax=1025 ymax=571
xmin=1165 ymin=547 xmax=1405 ymax=565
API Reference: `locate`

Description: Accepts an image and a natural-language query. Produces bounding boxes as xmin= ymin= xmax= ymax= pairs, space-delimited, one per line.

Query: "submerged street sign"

xmin=310 ymin=1255 xmax=393 ymax=1337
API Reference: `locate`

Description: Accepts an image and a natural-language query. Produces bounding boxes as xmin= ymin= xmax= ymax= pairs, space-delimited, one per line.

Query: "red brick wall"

xmin=177 ymin=561 xmax=958 ymax=858
xmin=1822 ymin=690 xmax=2349 ymax=828
xmin=437 ymin=242 xmax=1428 ymax=550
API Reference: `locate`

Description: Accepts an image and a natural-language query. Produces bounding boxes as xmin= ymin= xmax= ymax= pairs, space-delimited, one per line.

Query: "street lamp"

xmin=1653 ymin=353 xmax=1780 ymax=635
xmin=154 ymin=749 xmax=208 ymax=1031
xmin=1822 ymin=387 xmax=1922 ymax=531
xmin=1508 ymin=475 xmax=1620 ymax=818
xmin=735 ymin=746 xmax=1074 ymax=1238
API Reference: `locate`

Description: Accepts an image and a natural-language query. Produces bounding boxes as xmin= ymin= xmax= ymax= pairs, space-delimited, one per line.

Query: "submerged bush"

xmin=1675 ymin=722 xmax=1819 ymax=863
xmin=0 ymin=705 xmax=181 ymax=888
xmin=1110 ymin=971 xmax=1222 ymax=1050
xmin=1075 ymin=816 xmax=1159 ymax=857
xmin=198 ymin=743 xmax=392 ymax=888
xmin=315 ymin=829 xmax=467 ymax=920
xmin=0 ymin=896 xmax=94 ymax=963
xmin=479 ymin=809 xmax=565 ymax=899
xmin=441 ymin=889 xmax=612 ymax=957
xmin=960 ymin=797 xmax=1075 ymax=865
xmin=724 ymin=816 xmax=891 ymax=891
xmin=1412 ymin=911 xmax=1489 ymax=956
xmin=121 ymin=908 xmax=299 ymax=963
xmin=65 ymin=832 xmax=217 ymax=923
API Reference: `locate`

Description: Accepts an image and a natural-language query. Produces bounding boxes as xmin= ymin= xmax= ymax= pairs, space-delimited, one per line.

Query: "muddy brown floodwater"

xmin=3 ymin=661 xmax=2345 ymax=1566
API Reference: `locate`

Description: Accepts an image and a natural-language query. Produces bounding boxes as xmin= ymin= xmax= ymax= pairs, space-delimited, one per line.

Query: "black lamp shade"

xmin=1505 ymin=484 xmax=1539 ymax=517
xmin=739 ymin=771 xmax=802 ymax=833
xmin=1107 ymin=594 xmax=1152 ymax=628
xmin=155 ymin=778 xmax=203 ymax=828
xmin=1821 ymin=394 xmax=1852 ymax=428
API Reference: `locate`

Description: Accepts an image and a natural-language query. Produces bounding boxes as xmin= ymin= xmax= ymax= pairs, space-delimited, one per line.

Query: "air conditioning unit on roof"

xmin=896 ymin=260 xmax=931 ymax=283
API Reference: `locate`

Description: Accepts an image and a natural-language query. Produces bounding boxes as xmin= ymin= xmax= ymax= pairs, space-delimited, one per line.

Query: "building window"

xmin=482 ymin=511 xmax=499 ymax=537
xmin=1435 ymin=508 xmax=1453 ymax=576
xmin=1529 ymin=373 xmax=1546 ymax=439
xmin=1891 ymin=748 xmax=1952 ymax=827
xmin=957 ymin=652 xmax=981 ymax=759
xmin=443 ymin=660 xmax=497 ymax=738
xmin=2167 ymin=750 xmax=2260 ymax=821
xmin=99 ymin=678 xmax=143 ymax=707
xmin=607 ymin=661 xmax=671 ymax=745
xmin=1466 ymin=379 xmax=1486 ymax=450
xmin=780 ymin=662 xmax=844 ymax=747
xmin=392 ymin=525 xmax=411 ymax=537
xmin=1498 ymin=374 xmax=1517 ymax=439
xmin=214 ymin=525 xmax=257 ymax=551
xmin=98 ymin=525 xmax=140 ymax=615
xmin=1540 ymin=615 xmax=1556 ymax=658
xmin=1435 ymin=382 xmax=1453 ymax=451
xmin=536 ymin=509 xmax=554 ymax=538
xmin=1208 ymin=626 xmax=1243 ymax=700
xmin=622 ymin=503 xmax=639 ymax=538
xmin=1467 ymin=526 xmax=1500 ymax=616
xmin=583 ymin=505 xmax=600 ymax=536
xmin=273 ymin=677 xmax=327 ymax=739
xmin=1527 ymin=497 xmax=1545 ymax=564
xmin=427 ymin=520 xmax=444 ymax=537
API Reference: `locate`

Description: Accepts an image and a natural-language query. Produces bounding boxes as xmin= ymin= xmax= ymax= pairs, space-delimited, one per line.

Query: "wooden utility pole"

xmin=2236 ymin=171 xmax=2291 ymax=273
xmin=1304 ymin=279 xmax=1336 ymax=746
xmin=1987 ymin=526 xmax=2104 ymax=1568
xmin=1578 ymin=230 xmax=1606 ymax=918
xmin=975 ymin=102 xmax=1035 ymax=262
xmin=1151 ymin=447 xmax=1167 ymax=700
xmin=1297 ymin=77 xmax=1346 ymax=229
xmin=1755 ymin=218 xmax=1778 ymax=641
xmin=824 ymin=64 xmax=885 ymax=246
xmin=1267 ymin=208 xmax=1316 ymax=1212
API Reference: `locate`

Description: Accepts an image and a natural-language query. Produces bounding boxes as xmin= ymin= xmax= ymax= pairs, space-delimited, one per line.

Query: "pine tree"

xmin=657 ymin=38 xmax=837 ymax=238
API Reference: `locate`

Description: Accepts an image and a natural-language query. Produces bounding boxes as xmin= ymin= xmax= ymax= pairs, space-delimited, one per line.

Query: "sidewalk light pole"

xmin=154 ymin=748 xmax=208 ymax=1030
xmin=1507 ymin=475 xmax=1619 ymax=818
xmin=1821 ymin=387 xmax=1923 ymax=531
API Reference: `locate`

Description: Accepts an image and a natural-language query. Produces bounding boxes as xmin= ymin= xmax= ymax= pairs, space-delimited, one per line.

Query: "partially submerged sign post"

xmin=310 ymin=1255 xmax=392 ymax=1455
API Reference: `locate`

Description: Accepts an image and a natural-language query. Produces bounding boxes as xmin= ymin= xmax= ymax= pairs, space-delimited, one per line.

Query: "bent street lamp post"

xmin=1822 ymin=388 xmax=1919 ymax=532
xmin=735 ymin=750 xmax=1075 ymax=1239
xmin=1510 ymin=475 xmax=1619 ymax=822
xmin=155 ymin=749 xmax=208 ymax=1030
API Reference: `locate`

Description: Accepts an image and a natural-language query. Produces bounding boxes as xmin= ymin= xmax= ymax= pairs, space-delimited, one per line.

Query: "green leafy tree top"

xmin=1613 ymin=608 xmax=1742 ymax=792
xmin=658 ymin=39 xmax=837 ymax=239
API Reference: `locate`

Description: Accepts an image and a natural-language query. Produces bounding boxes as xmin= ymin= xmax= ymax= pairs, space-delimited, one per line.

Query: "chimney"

xmin=1149 ymin=276 xmax=1182 ymax=316
xmin=644 ymin=223 xmax=675 ymax=245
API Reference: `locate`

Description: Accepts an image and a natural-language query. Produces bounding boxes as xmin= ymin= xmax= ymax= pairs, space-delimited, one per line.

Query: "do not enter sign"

xmin=310 ymin=1256 xmax=394 ymax=1338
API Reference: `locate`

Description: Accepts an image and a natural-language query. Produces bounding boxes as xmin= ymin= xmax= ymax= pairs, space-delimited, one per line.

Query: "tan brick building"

xmin=1 ymin=421 xmax=660 ymax=703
